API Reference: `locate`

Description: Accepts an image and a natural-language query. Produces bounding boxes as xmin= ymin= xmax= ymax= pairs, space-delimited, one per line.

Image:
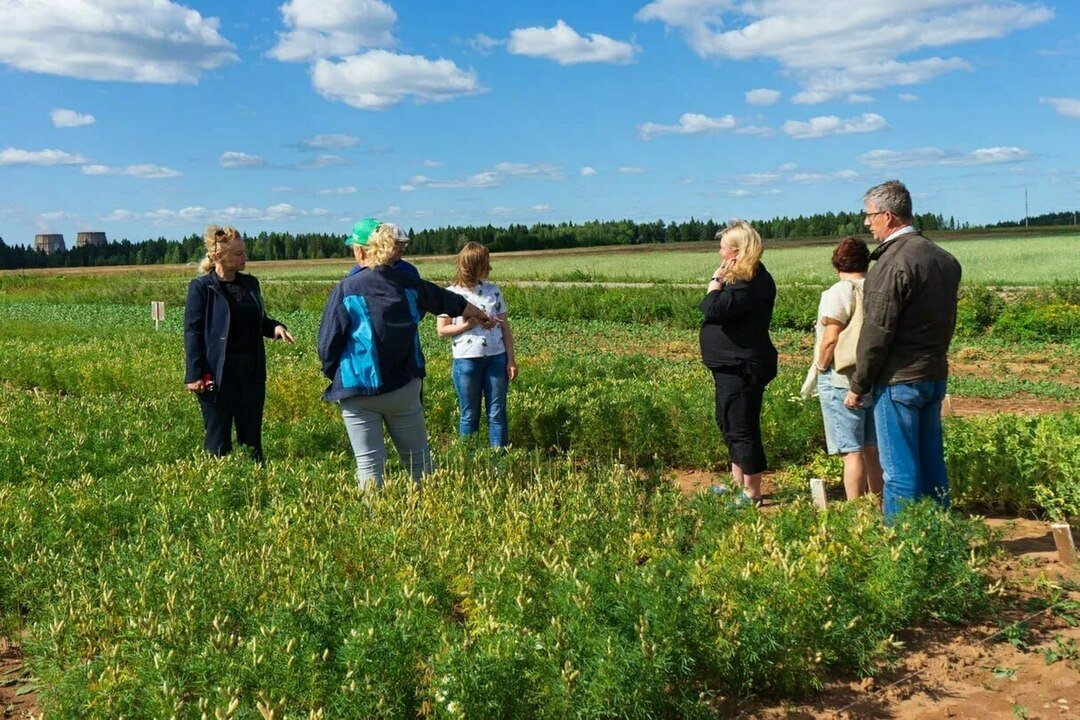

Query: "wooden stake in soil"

xmin=151 ymin=301 xmax=165 ymax=330
xmin=1051 ymin=522 xmax=1078 ymax=566
xmin=810 ymin=478 xmax=828 ymax=510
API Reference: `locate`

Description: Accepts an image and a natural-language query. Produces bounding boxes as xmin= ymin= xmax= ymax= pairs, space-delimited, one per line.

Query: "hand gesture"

xmin=274 ymin=325 xmax=295 ymax=344
xmin=185 ymin=379 xmax=206 ymax=394
xmin=843 ymin=390 xmax=862 ymax=409
xmin=507 ymin=362 xmax=519 ymax=381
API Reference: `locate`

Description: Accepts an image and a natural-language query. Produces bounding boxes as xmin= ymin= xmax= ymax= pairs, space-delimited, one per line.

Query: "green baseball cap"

xmin=347 ymin=217 xmax=380 ymax=246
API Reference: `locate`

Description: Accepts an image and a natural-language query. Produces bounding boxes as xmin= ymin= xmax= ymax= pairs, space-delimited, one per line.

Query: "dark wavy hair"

xmin=831 ymin=236 xmax=870 ymax=273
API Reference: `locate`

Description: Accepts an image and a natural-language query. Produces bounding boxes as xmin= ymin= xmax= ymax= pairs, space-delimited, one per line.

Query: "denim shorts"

xmin=817 ymin=370 xmax=877 ymax=455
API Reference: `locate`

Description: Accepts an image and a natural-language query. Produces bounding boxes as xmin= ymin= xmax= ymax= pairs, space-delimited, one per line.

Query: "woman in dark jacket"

xmin=184 ymin=225 xmax=294 ymax=461
xmin=700 ymin=220 xmax=777 ymax=505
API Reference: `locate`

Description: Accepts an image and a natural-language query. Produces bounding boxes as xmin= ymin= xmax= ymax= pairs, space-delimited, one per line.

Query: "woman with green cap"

xmin=320 ymin=221 xmax=493 ymax=490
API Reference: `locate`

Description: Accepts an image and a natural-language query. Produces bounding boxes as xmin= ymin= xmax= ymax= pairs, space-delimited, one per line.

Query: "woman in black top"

xmin=699 ymin=221 xmax=777 ymax=505
xmin=183 ymin=225 xmax=294 ymax=461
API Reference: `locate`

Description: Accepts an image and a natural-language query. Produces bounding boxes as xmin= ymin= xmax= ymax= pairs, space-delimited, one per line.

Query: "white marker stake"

xmin=151 ymin=301 xmax=165 ymax=330
xmin=1051 ymin=523 xmax=1077 ymax=566
xmin=810 ymin=478 xmax=828 ymax=510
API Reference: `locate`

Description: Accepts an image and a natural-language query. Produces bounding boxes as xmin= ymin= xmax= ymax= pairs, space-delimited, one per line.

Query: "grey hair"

xmin=864 ymin=180 xmax=912 ymax=221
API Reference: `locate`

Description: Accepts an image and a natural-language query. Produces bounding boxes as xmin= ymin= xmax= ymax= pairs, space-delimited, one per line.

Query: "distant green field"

xmin=249 ymin=234 xmax=1079 ymax=286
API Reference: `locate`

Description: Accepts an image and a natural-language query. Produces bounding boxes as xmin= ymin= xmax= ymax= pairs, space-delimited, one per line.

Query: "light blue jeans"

xmin=451 ymin=352 xmax=509 ymax=447
xmin=872 ymin=380 xmax=950 ymax=522
xmin=339 ymin=378 xmax=432 ymax=491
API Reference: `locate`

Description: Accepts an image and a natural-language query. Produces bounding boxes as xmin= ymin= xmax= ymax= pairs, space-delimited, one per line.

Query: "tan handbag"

xmin=832 ymin=281 xmax=863 ymax=374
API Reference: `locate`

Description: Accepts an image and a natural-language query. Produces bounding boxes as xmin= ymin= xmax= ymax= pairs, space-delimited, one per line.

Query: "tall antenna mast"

xmin=1024 ymin=187 xmax=1029 ymax=228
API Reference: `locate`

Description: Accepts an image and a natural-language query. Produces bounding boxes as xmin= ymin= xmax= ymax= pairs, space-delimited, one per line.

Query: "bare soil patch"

xmin=0 ymin=637 xmax=35 ymax=719
xmin=944 ymin=396 xmax=1077 ymax=417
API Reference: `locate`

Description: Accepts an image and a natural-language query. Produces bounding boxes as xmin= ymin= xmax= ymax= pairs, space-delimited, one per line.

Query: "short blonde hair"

xmin=717 ymin=220 xmax=764 ymax=283
xmin=198 ymin=225 xmax=241 ymax=275
xmin=362 ymin=224 xmax=406 ymax=267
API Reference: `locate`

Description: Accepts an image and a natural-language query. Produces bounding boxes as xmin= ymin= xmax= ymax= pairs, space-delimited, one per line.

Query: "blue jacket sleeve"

xmin=317 ymin=282 xmax=349 ymax=380
xmin=410 ymin=277 xmax=468 ymax=317
xmin=183 ymin=278 xmax=209 ymax=383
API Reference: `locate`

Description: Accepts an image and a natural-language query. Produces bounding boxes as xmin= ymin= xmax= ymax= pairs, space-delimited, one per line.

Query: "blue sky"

xmin=1 ymin=0 xmax=1078 ymax=247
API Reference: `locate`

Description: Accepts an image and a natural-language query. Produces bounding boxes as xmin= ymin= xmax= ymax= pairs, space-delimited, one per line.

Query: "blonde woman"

xmin=318 ymin=222 xmax=492 ymax=490
xmin=699 ymin=221 xmax=778 ymax=506
xmin=437 ymin=242 xmax=517 ymax=448
xmin=183 ymin=225 xmax=294 ymax=461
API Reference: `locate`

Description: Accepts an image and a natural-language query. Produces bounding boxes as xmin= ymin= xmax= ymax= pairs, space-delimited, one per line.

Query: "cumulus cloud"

xmin=745 ymin=88 xmax=780 ymax=106
xmin=580 ymin=166 xmax=597 ymax=177
xmin=312 ymin=50 xmax=484 ymax=109
xmin=422 ymin=159 xmax=443 ymax=168
xmin=51 ymin=108 xmax=95 ymax=128
xmin=301 ymin=133 xmax=360 ymax=150
xmin=507 ymin=19 xmax=636 ymax=65
xmin=898 ymin=93 xmax=920 ymax=102
xmin=782 ymin=113 xmax=887 ymax=139
xmin=269 ymin=0 xmax=397 ymax=62
xmin=0 ymin=147 xmax=86 ymax=165
xmin=859 ymin=146 xmax=1030 ymax=169
xmin=295 ymin=154 xmax=346 ymax=170
xmin=846 ymin=94 xmax=875 ymax=104
xmin=318 ymin=186 xmax=359 ymax=195
xmin=81 ymin=164 xmax=182 ymax=178
xmin=468 ymin=33 xmax=504 ymax=53
xmin=0 ymin=0 xmax=236 ymax=83
xmin=790 ymin=169 xmax=860 ymax=183
xmin=636 ymin=1 xmax=1053 ymax=103
xmin=1040 ymin=97 xmax=1080 ymax=119
xmin=402 ymin=161 xmax=562 ymax=191
xmin=102 ymin=209 xmax=138 ymax=222
xmin=219 ymin=151 xmax=266 ymax=169
xmin=638 ymin=112 xmax=770 ymax=140
xmin=618 ymin=166 xmax=646 ymax=174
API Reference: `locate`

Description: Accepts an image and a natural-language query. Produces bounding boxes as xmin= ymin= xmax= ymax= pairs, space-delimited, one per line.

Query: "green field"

xmin=242 ymin=234 xmax=1080 ymax=286
xmin=1 ymin=236 xmax=1079 ymax=716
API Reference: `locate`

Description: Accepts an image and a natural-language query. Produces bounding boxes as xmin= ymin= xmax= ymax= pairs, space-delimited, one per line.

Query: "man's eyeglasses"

xmin=863 ymin=211 xmax=888 ymax=220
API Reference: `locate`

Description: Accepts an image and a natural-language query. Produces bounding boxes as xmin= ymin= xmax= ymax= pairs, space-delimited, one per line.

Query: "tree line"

xmin=1 ymin=209 xmax=1072 ymax=270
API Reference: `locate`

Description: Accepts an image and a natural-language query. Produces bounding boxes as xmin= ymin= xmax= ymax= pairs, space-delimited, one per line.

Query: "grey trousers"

xmin=339 ymin=378 xmax=433 ymax=491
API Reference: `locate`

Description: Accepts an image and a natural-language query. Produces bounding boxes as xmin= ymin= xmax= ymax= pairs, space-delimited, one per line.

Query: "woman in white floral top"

xmin=437 ymin=242 xmax=517 ymax=447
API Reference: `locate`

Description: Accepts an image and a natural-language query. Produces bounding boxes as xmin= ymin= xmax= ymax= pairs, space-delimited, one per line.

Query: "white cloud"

xmin=301 ymin=133 xmax=360 ymax=150
xmin=618 ymin=166 xmax=646 ymax=174
xmin=422 ymin=159 xmax=443 ymax=168
xmin=0 ymin=0 xmax=236 ymax=83
xmin=507 ymin=19 xmax=636 ymax=65
xmin=745 ymin=88 xmax=780 ymax=106
xmin=404 ymin=162 xmax=562 ymax=190
xmin=295 ymin=154 xmax=346 ymax=170
xmin=269 ymin=0 xmax=397 ymax=62
xmin=859 ymin=146 xmax=1030 ymax=169
xmin=532 ymin=204 xmax=552 ymax=212
xmin=0 ymin=147 xmax=86 ymax=165
xmin=580 ymin=166 xmax=597 ymax=177
xmin=1040 ymin=97 xmax=1080 ymax=119
xmin=846 ymin=94 xmax=875 ymax=104
xmin=219 ymin=151 xmax=266 ymax=169
xmin=898 ymin=93 xmax=920 ymax=102
xmin=636 ymin=1 xmax=1053 ymax=103
xmin=468 ymin=33 xmax=504 ymax=53
xmin=790 ymin=169 xmax=859 ymax=183
xmin=318 ymin=186 xmax=358 ymax=195
xmin=102 ymin=209 xmax=138 ymax=222
xmin=51 ymin=108 xmax=95 ymax=128
xmin=782 ymin=113 xmax=887 ymax=139
xmin=312 ymin=50 xmax=484 ymax=110
xmin=81 ymin=164 xmax=182 ymax=178
xmin=728 ymin=188 xmax=782 ymax=198
xmin=177 ymin=206 xmax=207 ymax=221
xmin=638 ymin=112 xmax=770 ymax=140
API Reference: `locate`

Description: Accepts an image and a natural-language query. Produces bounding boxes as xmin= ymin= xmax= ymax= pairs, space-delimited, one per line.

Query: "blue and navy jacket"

xmin=183 ymin=272 xmax=282 ymax=389
xmin=318 ymin=264 xmax=468 ymax=401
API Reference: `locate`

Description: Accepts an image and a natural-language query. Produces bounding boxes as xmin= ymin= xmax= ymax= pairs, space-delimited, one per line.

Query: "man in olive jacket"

xmin=844 ymin=180 xmax=961 ymax=521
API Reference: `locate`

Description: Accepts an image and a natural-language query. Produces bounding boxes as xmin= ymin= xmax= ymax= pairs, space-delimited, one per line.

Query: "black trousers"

xmin=197 ymin=354 xmax=265 ymax=462
xmin=711 ymin=367 xmax=768 ymax=475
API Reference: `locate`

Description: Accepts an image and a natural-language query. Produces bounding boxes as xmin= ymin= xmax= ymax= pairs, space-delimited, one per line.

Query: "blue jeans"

xmin=872 ymin=380 xmax=949 ymax=522
xmin=452 ymin=353 xmax=509 ymax=447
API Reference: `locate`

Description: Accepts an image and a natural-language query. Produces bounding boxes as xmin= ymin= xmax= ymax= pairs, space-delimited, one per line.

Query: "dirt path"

xmin=0 ymin=637 xmax=35 ymax=719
